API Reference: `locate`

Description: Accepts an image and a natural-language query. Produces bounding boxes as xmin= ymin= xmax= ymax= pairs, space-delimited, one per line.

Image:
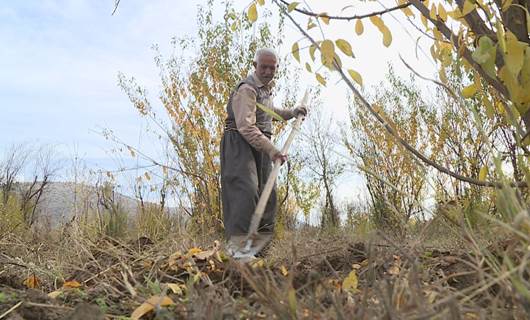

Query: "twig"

xmin=24 ymin=302 xmax=74 ymax=310
xmin=279 ymin=0 xmax=418 ymax=21
xmin=0 ymin=301 xmax=23 ymax=319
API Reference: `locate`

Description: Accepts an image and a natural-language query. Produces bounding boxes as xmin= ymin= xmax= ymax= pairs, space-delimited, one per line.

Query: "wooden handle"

xmin=247 ymin=90 xmax=309 ymax=237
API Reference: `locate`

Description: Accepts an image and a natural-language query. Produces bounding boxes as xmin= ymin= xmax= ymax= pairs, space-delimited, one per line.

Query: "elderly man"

xmin=220 ymin=48 xmax=306 ymax=252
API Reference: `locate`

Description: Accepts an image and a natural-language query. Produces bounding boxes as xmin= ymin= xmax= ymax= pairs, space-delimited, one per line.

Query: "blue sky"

xmin=0 ymin=0 xmax=205 ymax=167
xmin=0 ymin=0 xmax=434 ymax=203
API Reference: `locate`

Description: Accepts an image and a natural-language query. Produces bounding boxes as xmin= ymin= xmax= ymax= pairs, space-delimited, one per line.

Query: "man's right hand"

xmin=272 ymin=153 xmax=288 ymax=165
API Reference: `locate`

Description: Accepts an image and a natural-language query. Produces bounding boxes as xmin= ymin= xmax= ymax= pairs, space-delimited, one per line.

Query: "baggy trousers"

xmin=220 ymin=130 xmax=277 ymax=237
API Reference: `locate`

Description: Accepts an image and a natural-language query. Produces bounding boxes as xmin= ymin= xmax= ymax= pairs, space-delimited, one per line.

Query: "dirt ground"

xmin=0 ymin=231 xmax=528 ymax=319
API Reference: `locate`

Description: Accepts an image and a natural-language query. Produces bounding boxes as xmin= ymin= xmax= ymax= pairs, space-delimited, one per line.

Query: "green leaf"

xmin=247 ymin=3 xmax=258 ymax=22
xmin=288 ymin=2 xmax=300 ymax=12
xmin=348 ymin=69 xmax=363 ymax=86
xmin=335 ymin=39 xmax=353 ymax=57
xmin=472 ymin=36 xmax=496 ymax=78
xmin=355 ymin=19 xmax=364 ymax=35
xmin=315 ymin=73 xmax=327 ymax=86
xmin=292 ymin=42 xmax=300 ymax=62
xmin=369 ymin=16 xmax=392 ymax=47
xmin=256 ymin=102 xmax=285 ymax=122
xmin=305 ymin=62 xmax=312 ymax=73
xmin=320 ymin=40 xmax=335 ymax=68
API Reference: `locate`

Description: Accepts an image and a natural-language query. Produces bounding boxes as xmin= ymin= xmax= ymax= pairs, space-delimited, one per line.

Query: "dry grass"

xmin=0 ymin=219 xmax=529 ymax=320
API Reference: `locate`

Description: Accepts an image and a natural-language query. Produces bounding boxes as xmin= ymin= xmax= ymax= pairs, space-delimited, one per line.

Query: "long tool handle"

xmin=247 ymin=90 xmax=309 ymax=238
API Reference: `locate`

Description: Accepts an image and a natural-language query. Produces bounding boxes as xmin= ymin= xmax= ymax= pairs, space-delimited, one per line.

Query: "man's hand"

xmin=292 ymin=106 xmax=308 ymax=117
xmin=272 ymin=153 xmax=288 ymax=165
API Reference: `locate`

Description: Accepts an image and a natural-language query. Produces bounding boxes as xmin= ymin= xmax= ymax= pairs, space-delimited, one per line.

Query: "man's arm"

xmin=232 ymin=84 xmax=281 ymax=159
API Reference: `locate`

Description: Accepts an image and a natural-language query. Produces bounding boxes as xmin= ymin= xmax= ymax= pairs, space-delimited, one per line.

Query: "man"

xmin=220 ymin=48 xmax=307 ymax=253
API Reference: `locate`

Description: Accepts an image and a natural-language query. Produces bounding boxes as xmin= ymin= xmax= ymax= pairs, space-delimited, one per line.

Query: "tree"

xmin=248 ymin=0 xmax=529 ymax=189
xmin=118 ymin=1 xmax=305 ymax=234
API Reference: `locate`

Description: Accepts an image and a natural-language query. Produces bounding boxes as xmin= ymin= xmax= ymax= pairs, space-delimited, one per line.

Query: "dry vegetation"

xmin=2 ymin=0 xmax=530 ymax=319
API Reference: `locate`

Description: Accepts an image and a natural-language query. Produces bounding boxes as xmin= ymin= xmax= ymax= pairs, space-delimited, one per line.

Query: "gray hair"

xmin=254 ymin=48 xmax=278 ymax=62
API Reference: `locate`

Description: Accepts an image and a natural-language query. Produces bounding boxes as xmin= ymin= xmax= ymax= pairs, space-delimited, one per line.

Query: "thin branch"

xmin=279 ymin=0 xmax=418 ymax=21
xmin=272 ymin=0 xmax=526 ymax=188
xmin=111 ymin=0 xmax=121 ymax=16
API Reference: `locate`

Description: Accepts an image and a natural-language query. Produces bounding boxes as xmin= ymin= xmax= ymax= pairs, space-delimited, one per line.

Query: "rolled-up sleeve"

xmin=233 ymin=84 xmax=280 ymax=158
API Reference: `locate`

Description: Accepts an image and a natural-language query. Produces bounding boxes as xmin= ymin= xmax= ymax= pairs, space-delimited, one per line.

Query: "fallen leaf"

xmin=193 ymin=249 xmax=215 ymax=260
xmin=342 ymin=270 xmax=358 ymax=293
xmin=167 ymin=283 xmax=185 ymax=295
xmin=48 ymin=290 xmax=62 ymax=299
xmin=280 ymin=265 xmax=289 ymax=276
xmin=63 ymin=280 xmax=82 ymax=289
xmin=23 ymin=275 xmax=41 ymax=289
xmin=131 ymin=296 xmax=175 ymax=320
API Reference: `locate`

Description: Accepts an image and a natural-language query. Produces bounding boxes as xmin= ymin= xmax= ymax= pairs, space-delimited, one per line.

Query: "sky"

xmin=0 ymin=0 xmax=436 ymax=204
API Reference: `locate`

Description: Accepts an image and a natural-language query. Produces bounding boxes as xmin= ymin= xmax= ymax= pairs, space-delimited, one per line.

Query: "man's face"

xmin=253 ymin=53 xmax=278 ymax=84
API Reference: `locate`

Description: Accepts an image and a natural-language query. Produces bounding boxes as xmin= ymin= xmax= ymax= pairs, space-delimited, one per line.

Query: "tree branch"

xmin=278 ymin=0 xmax=417 ymax=21
xmin=272 ymin=0 xmax=526 ymax=188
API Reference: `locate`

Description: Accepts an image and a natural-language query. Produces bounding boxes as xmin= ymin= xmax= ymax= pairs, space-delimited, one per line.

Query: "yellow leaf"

xmin=462 ymin=0 xmax=475 ymax=16
xmin=167 ymin=283 xmax=185 ymax=295
xmin=501 ymin=0 xmax=513 ymax=11
xmin=144 ymin=172 xmax=151 ymax=181
xmin=187 ymin=247 xmax=202 ymax=256
xmin=319 ymin=13 xmax=330 ymax=25
xmin=315 ymin=73 xmax=327 ymax=86
xmin=251 ymin=258 xmax=265 ymax=268
xmin=429 ymin=4 xmax=437 ymax=20
xmin=342 ymin=270 xmax=358 ymax=293
xmin=63 ymin=280 xmax=81 ymax=289
xmin=257 ymin=0 xmax=265 ymax=6
xmin=462 ymin=83 xmax=478 ymax=98
xmin=305 ymin=62 xmax=312 ymax=73
xmin=128 ymin=146 xmax=136 ymax=157
xmin=320 ymin=39 xmax=335 ymax=67
xmin=280 ymin=265 xmax=289 ymax=276
xmin=309 ymin=43 xmax=317 ymax=61
xmin=23 ymin=275 xmax=41 ymax=289
xmin=291 ymin=42 xmax=300 ymax=62
xmin=479 ymin=166 xmax=488 ymax=181
xmin=504 ymin=31 xmax=527 ymax=78
xmin=355 ymin=19 xmax=364 ymax=35
xmin=335 ymin=39 xmax=353 ymax=57
xmin=307 ymin=19 xmax=316 ymax=30
xmin=256 ymin=102 xmax=285 ymax=122
xmin=48 ymin=291 xmax=62 ymax=299
xmin=288 ymin=1 xmax=300 ymax=12
xmin=247 ymin=2 xmax=257 ymax=22
xmin=438 ymin=3 xmax=447 ymax=21
xmin=193 ymin=249 xmax=215 ymax=260
xmin=421 ymin=13 xmax=429 ymax=28
xmin=131 ymin=296 xmax=175 ymax=320
xmin=369 ymin=16 xmax=392 ymax=47
xmin=348 ymin=69 xmax=363 ymax=86
xmin=398 ymin=0 xmax=414 ymax=17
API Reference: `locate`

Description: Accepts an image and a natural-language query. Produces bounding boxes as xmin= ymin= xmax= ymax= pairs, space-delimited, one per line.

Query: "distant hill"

xmin=14 ymin=181 xmax=183 ymax=226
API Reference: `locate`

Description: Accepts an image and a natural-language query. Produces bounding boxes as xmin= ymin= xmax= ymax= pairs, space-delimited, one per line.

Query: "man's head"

xmin=253 ymin=48 xmax=278 ymax=85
